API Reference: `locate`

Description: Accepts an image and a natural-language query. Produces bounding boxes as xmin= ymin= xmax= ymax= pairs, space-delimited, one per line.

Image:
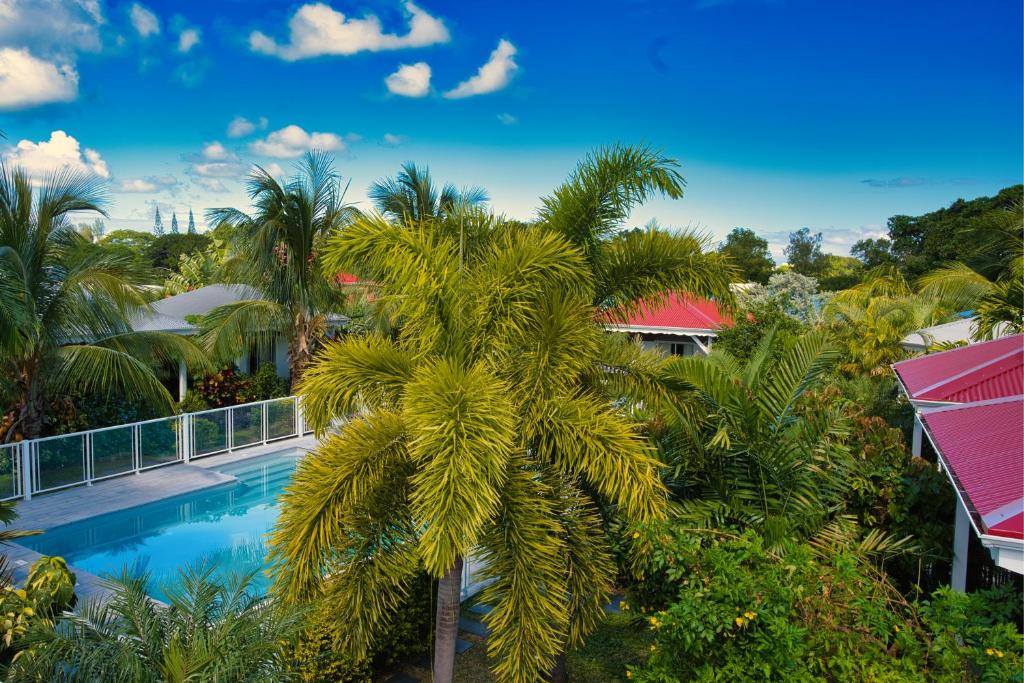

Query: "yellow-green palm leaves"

xmin=269 ymin=208 xmax=667 ymax=682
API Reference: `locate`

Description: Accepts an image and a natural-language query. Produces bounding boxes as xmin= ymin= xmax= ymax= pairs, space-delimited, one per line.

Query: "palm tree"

xmin=826 ymin=266 xmax=951 ymax=375
xmin=368 ymin=161 xmax=488 ymax=221
xmin=0 ymin=164 xmax=207 ymax=440
xmin=8 ymin=564 xmax=303 ymax=682
xmin=917 ymin=202 xmax=1024 ymax=339
xmin=268 ymin=207 xmax=667 ymax=683
xmin=201 ymin=152 xmax=356 ymax=385
xmin=536 ymin=144 xmax=736 ymax=313
xmin=658 ymin=329 xmax=910 ymax=554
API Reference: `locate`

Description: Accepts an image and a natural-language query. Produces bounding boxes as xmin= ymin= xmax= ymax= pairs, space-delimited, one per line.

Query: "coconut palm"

xmin=536 ymin=144 xmax=736 ymax=313
xmin=7 ymin=564 xmax=304 ymax=682
xmin=368 ymin=161 xmax=488 ymax=222
xmin=917 ymin=202 xmax=1024 ymax=339
xmin=201 ymin=152 xmax=357 ymax=385
xmin=658 ymin=329 xmax=910 ymax=554
xmin=0 ymin=164 xmax=207 ymax=440
xmin=269 ymin=207 xmax=667 ymax=683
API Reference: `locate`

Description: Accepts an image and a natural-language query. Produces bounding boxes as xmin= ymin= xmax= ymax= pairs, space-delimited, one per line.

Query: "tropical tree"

xmin=718 ymin=227 xmax=775 ymax=284
xmin=368 ymin=161 xmax=488 ymax=221
xmin=536 ymin=144 xmax=735 ymax=313
xmin=657 ymin=329 xmax=910 ymax=554
xmin=7 ymin=564 xmax=304 ymax=682
xmin=269 ymin=208 xmax=667 ymax=683
xmin=200 ymin=152 xmax=356 ymax=385
xmin=0 ymin=164 xmax=207 ymax=440
xmin=917 ymin=202 xmax=1024 ymax=338
xmin=825 ymin=267 xmax=950 ymax=376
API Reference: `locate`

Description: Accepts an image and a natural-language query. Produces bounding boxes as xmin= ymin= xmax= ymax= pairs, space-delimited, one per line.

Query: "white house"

xmin=603 ymin=292 xmax=730 ymax=356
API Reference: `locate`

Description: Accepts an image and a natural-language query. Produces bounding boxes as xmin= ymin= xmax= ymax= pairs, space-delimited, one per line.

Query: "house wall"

xmin=637 ymin=333 xmax=713 ymax=357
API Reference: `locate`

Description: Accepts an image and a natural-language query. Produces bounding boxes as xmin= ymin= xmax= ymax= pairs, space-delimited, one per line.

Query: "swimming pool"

xmin=21 ymin=450 xmax=303 ymax=602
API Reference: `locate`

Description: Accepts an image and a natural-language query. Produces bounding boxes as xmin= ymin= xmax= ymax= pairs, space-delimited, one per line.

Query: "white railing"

xmin=2 ymin=396 xmax=311 ymax=501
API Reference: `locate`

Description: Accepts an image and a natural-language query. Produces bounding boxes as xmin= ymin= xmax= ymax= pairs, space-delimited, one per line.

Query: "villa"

xmin=603 ymin=292 xmax=729 ymax=356
xmin=893 ymin=335 xmax=1024 ymax=590
xmin=134 ymin=284 xmax=349 ymax=399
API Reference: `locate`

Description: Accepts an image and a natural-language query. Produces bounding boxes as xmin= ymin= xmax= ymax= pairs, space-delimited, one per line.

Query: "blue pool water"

xmin=21 ymin=450 xmax=302 ymax=602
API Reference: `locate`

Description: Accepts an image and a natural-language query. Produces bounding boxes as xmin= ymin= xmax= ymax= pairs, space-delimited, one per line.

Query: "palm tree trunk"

xmin=17 ymin=363 xmax=44 ymax=440
xmin=433 ymin=555 xmax=463 ymax=683
xmin=547 ymin=651 xmax=568 ymax=682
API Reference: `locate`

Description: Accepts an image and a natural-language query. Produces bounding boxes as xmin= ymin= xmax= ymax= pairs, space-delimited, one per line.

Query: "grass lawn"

xmin=394 ymin=610 xmax=653 ymax=682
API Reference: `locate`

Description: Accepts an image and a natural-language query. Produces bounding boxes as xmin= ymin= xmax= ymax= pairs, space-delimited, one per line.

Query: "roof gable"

xmin=893 ymin=334 xmax=1024 ymax=402
xmin=606 ymin=292 xmax=730 ymax=334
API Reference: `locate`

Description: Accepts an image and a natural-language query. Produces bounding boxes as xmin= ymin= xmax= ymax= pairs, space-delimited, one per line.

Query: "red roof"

xmin=607 ymin=293 xmax=730 ymax=334
xmin=922 ymin=396 xmax=1024 ymax=540
xmin=336 ymin=272 xmax=361 ymax=285
xmin=893 ymin=334 xmax=1024 ymax=402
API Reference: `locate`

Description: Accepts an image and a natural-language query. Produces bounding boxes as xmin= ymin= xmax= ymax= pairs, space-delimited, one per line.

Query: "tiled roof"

xmin=605 ymin=293 xmax=730 ymax=335
xmin=893 ymin=334 xmax=1024 ymax=402
xmin=922 ymin=396 xmax=1024 ymax=540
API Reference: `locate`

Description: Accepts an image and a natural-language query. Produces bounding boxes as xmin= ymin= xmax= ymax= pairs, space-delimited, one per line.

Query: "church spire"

xmin=153 ymin=206 xmax=164 ymax=235
xmin=187 ymin=208 xmax=196 ymax=234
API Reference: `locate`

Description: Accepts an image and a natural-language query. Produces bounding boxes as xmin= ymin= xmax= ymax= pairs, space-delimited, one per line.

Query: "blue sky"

xmin=1 ymin=0 xmax=1021 ymax=260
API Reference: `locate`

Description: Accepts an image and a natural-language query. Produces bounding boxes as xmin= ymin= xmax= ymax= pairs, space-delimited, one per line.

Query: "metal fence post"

xmin=261 ymin=402 xmax=268 ymax=445
xmin=295 ymin=397 xmax=304 ymax=436
xmin=20 ymin=441 xmax=32 ymax=501
xmin=85 ymin=433 xmax=93 ymax=486
xmin=181 ymin=414 xmax=192 ymax=464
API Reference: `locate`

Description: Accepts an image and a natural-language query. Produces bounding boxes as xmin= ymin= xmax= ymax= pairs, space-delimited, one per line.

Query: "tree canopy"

xmin=717 ymin=227 xmax=775 ymax=283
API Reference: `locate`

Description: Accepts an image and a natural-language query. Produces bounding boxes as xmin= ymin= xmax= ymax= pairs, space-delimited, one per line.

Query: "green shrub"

xmin=289 ymin=572 xmax=433 ymax=681
xmin=0 ymin=556 xmax=77 ymax=666
xmin=627 ymin=530 xmax=1023 ymax=682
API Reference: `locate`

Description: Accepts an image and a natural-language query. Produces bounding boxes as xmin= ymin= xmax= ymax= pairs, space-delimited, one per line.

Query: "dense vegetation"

xmin=0 ymin=150 xmax=1020 ymax=682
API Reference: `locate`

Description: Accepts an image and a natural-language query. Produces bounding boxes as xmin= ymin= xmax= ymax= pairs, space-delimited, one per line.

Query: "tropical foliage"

xmin=627 ymin=531 xmax=1023 ymax=682
xmin=269 ymin=207 xmax=668 ymax=683
xmin=8 ymin=565 xmax=303 ymax=683
xmin=0 ymin=163 xmax=207 ymax=439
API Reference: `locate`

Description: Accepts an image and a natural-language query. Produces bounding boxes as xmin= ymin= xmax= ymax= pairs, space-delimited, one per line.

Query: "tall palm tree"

xmin=368 ymin=161 xmax=488 ymax=222
xmin=917 ymin=202 xmax=1024 ymax=339
xmin=268 ymin=208 xmax=667 ymax=683
xmin=7 ymin=564 xmax=304 ymax=682
xmin=536 ymin=144 xmax=736 ymax=313
xmin=0 ymin=164 xmax=207 ymax=440
xmin=201 ymin=152 xmax=356 ymax=385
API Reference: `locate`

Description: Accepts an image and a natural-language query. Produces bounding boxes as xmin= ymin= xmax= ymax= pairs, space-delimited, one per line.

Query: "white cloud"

xmin=130 ymin=3 xmax=160 ymax=38
xmin=227 ymin=115 xmax=268 ymax=138
xmin=0 ymin=0 xmax=104 ymax=54
xmin=261 ymin=162 xmax=286 ymax=178
xmin=0 ymin=47 xmax=78 ymax=110
xmin=115 ymin=175 xmax=179 ymax=193
xmin=444 ymin=39 xmax=518 ymax=99
xmin=193 ymin=177 xmax=229 ymax=193
xmin=201 ymin=141 xmax=234 ymax=161
xmin=382 ymin=133 xmax=406 ymax=145
xmin=497 ymin=112 xmax=517 ymax=125
xmin=178 ymin=27 xmax=200 ymax=53
xmin=249 ymin=125 xmax=345 ymax=158
xmin=385 ymin=61 xmax=431 ymax=97
xmin=189 ymin=161 xmax=246 ymax=178
xmin=249 ymin=1 xmax=449 ymax=61
xmin=4 ymin=130 xmax=109 ymax=179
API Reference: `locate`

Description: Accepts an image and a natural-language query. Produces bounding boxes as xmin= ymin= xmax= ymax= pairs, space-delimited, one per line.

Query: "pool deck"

xmin=4 ymin=435 xmax=317 ymax=602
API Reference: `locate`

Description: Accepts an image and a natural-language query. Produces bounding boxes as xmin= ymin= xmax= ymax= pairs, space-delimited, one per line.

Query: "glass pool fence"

xmin=1 ymin=396 xmax=311 ymax=501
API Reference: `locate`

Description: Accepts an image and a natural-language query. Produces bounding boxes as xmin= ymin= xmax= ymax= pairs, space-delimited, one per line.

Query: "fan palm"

xmin=916 ymin=202 xmax=1024 ymax=339
xmin=368 ymin=161 xmax=488 ymax=222
xmin=658 ymin=329 xmax=910 ymax=555
xmin=0 ymin=164 xmax=207 ymax=440
xmin=268 ymin=207 xmax=667 ymax=683
xmin=7 ymin=564 xmax=304 ymax=682
xmin=536 ymin=144 xmax=736 ymax=313
xmin=201 ymin=152 xmax=356 ymax=385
